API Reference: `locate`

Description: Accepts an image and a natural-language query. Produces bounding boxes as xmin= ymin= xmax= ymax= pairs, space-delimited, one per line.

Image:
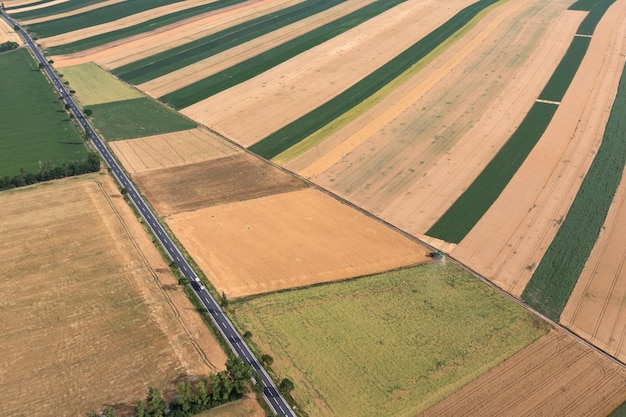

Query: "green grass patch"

xmin=47 ymin=0 xmax=247 ymax=55
xmin=10 ymin=0 xmax=106 ymax=20
xmin=60 ymin=63 xmax=142 ymax=106
xmin=568 ymin=0 xmax=598 ymax=11
xmin=160 ymin=0 xmax=416 ymax=109
xmin=247 ymin=0 xmax=502 ymax=159
xmin=576 ymin=0 xmax=617 ymax=35
xmin=113 ymin=0 xmax=347 ymax=85
xmin=0 ymin=48 xmax=87 ymax=177
xmin=24 ymin=0 xmax=185 ymax=38
xmin=537 ymin=36 xmax=590 ymax=103
xmin=232 ymin=263 xmax=547 ymax=417
xmin=88 ymin=97 xmax=196 ymax=141
xmin=609 ymin=400 xmax=626 ymax=417
xmin=522 ymin=62 xmax=626 ymax=321
xmin=426 ymin=102 xmax=557 ymax=243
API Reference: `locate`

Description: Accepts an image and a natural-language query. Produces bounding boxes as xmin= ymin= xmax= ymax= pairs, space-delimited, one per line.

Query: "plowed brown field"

xmin=110 ymin=128 xmax=240 ymax=174
xmin=0 ymin=174 xmax=227 ymax=417
xmin=167 ymin=188 xmax=430 ymax=298
xmin=134 ymin=152 xmax=307 ymax=215
xmin=451 ymin=0 xmax=626 ymax=296
xmin=182 ymin=0 xmax=476 ymax=146
xmin=420 ymin=329 xmax=626 ymax=417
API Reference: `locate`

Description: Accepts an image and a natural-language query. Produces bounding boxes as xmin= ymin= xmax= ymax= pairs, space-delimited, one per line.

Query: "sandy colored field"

xmin=168 ymin=188 xmax=429 ymax=298
xmin=50 ymin=0 xmax=304 ymax=68
xmin=111 ymin=127 xmax=240 ymax=174
xmin=420 ymin=329 xmax=626 ymax=417
xmin=0 ymin=174 xmax=227 ymax=417
xmin=60 ymin=62 xmax=142 ymax=105
xmin=561 ymin=157 xmax=626 ymax=362
xmin=293 ymin=0 xmax=580 ymax=235
xmin=134 ymin=152 xmax=307 ymax=215
xmin=40 ymin=0 xmax=218 ymax=47
xmin=140 ymin=0 xmax=375 ymax=97
xmin=22 ymin=0 xmax=126 ymax=26
xmin=196 ymin=395 xmax=265 ymax=417
xmin=8 ymin=0 xmax=69 ymax=13
xmin=0 ymin=15 xmax=22 ymax=44
xmin=182 ymin=0 xmax=477 ymax=146
xmin=451 ymin=0 xmax=626 ymax=297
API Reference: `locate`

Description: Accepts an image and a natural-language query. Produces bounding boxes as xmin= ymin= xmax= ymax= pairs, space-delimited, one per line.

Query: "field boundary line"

xmin=536 ymin=98 xmax=560 ymax=105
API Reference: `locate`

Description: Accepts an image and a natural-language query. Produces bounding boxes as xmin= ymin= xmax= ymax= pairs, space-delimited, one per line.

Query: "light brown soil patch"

xmin=196 ymin=394 xmax=265 ymax=417
xmin=451 ymin=0 xmax=626 ymax=297
xmin=6 ymin=0 xmax=66 ymax=9
xmin=182 ymin=0 xmax=477 ymax=146
xmin=297 ymin=0 xmax=581 ymax=236
xmin=420 ymin=329 xmax=626 ymax=417
xmin=0 ymin=174 xmax=226 ymax=417
xmin=167 ymin=188 xmax=430 ymax=298
xmin=50 ymin=0 xmax=304 ymax=68
xmin=22 ymin=0 xmax=126 ymax=26
xmin=139 ymin=0 xmax=375 ymax=97
xmin=0 ymin=15 xmax=22 ymax=44
xmin=134 ymin=152 xmax=307 ymax=215
xmin=110 ymin=127 xmax=240 ymax=174
xmin=561 ymin=162 xmax=626 ymax=363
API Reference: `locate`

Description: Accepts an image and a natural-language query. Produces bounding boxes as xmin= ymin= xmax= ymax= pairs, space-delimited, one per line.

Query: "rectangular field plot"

xmin=0 ymin=175 xmax=226 ymax=417
xmin=0 ymin=48 xmax=87 ymax=177
xmin=167 ymin=188 xmax=430 ymax=298
xmin=60 ymin=62 xmax=142 ymax=105
xmin=89 ymin=97 xmax=196 ymax=141
xmin=232 ymin=263 xmax=547 ymax=417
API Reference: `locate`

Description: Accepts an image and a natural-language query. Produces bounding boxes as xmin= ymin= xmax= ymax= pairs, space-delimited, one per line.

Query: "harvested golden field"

xmin=0 ymin=174 xmax=227 ymax=417
xmin=60 ymin=62 xmax=142 ymax=106
xmin=451 ymin=0 xmax=626 ymax=296
xmin=182 ymin=0 xmax=476 ymax=146
xmin=22 ymin=0 xmax=126 ymax=26
xmin=111 ymin=127 xmax=240 ymax=174
xmin=134 ymin=152 xmax=307 ymax=215
xmin=420 ymin=330 xmax=626 ymax=417
xmin=167 ymin=188 xmax=430 ymax=298
xmin=0 ymin=16 xmax=22 ymax=44
xmin=296 ymin=0 xmax=581 ymax=235
xmin=7 ymin=0 xmax=68 ymax=12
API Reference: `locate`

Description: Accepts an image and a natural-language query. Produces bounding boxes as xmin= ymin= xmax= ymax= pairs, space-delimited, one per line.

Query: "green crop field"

xmin=5 ymin=0 xmax=56 ymax=11
xmin=246 ymin=0 xmax=501 ymax=158
xmin=88 ymin=97 xmax=196 ymax=141
xmin=522 ymin=62 xmax=626 ymax=321
xmin=232 ymin=263 xmax=547 ymax=417
xmin=23 ymin=0 xmax=185 ymax=38
xmin=10 ymin=0 xmax=105 ymax=20
xmin=46 ymin=0 xmax=247 ymax=55
xmin=538 ymin=36 xmax=590 ymax=103
xmin=61 ymin=63 xmax=142 ymax=106
xmin=113 ymin=0 xmax=347 ymax=85
xmin=0 ymin=49 xmax=87 ymax=178
xmin=577 ymin=0 xmax=617 ymax=35
xmin=427 ymin=102 xmax=558 ymax=243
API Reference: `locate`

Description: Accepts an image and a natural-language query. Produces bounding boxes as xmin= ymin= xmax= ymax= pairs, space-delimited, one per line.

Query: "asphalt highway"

xmin=1 ymin=11 xmax=295 ymax=417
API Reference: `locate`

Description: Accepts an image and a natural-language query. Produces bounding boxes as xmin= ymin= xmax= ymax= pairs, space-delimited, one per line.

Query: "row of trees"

xmin=0 ymin=153 xmax=100 ymax=191
xmin=0 ymin=41 xmax=18 ymax=53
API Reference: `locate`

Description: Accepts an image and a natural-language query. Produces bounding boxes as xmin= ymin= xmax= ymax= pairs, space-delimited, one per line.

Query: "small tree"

xmin=261 ymin=354 xmax=273 ymax=366
xmin=134 ymin=399 xmax=147 ymax=417
xmin=84 ymin=108 xmax=93 ymax=116
xmin=279 ymin=378 xmax=294 ymax=395
xmin=243 ymin=330 xmax=252 ymax=340
xmin=102 ymin=406 xmax=117 ymax=417
xmin=220 ymin=291 xmax=229 ymax=308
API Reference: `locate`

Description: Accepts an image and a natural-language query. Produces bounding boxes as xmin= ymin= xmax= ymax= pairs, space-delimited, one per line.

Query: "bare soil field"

xmin=134 ymin=152 xmax=307 ymax=215
xmin=110 ymin=127 xmax=240 ymax=174
xmin=181 ymin=0 xmax=476 ymax=146
xmin=451 ymin=0 xmax=626 ymax=297
xmin=139 ymin=0 xmax=375 ymax=97
xmin=49 ymin=0 xmax=304 ymax=68
xmin=420 ymin=329 xmax=626 ymax=417
xmin=561 ymin=158 xmax=626 ymax=363
xmin=0 ymin=15 xmax=22 ymax=43
xmin=196 ymin=394 xmax=265 ymax=417
xmin=294 ymin=0 xmax=581 ymax=235
xmin=0 ymin=174 xmax=227 ymax=416
xmin=167 ymin=188 xmax=430 ymax=298
xmin=22 ymin=0 xmax=126 ymax=25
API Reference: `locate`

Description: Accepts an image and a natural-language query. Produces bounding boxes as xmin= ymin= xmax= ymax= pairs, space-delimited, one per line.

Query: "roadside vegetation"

xmin=0 ymin=40 xmax=18 ymax=52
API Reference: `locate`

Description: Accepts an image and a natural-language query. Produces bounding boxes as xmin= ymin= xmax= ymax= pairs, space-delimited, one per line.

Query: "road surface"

xmin=0 ymin=10 xmax=296 ymax=417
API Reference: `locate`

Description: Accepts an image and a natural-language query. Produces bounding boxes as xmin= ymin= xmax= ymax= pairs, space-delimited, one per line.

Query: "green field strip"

xmin=10 ymin=0 xmax=106 ymax=20
xmin=568 ymin=0 xmax=599 ymax=11
xmin=88 ymin=97 xmax=196 ymax=141
xmin=247 ymin=0 xmax=501 ymax=159
xmin=0 ymin=49 xmax=87 ymax=177
xmin=272 ymin=0 xmax=504 ymax=164
xmin=113 ymin=0 xmax=347 ymax=85
xmin=576 ymin=0 xmax=616 ymax=35
xmin=522 ymin=62 xmax=626 ymax=321
xmin=46 ymin=0 xmax=247 ymax=55
xmin=24 ymin=0 xmax=185 ymax=38
xmin=160 ymin=0 xmax=418 ymax=109
xmin=5 ymin=0 xmax=56 ymax=11
xmin=537 ymin=36 xmax=590 ymax=103
xmin=609 ymin=400 xmax=626 ymax=417
xmin=426 ymin=102 xmax=557 ymax=243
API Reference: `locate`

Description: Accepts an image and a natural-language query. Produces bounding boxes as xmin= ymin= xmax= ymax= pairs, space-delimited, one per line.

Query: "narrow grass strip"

xmin=160 ymin=0 xmax=414 ymax=109
xmin=272 ymin=0 xmax=504 ymax=164
xmin=25 ymin=0 xmax=185 ymax=38
xmin=47 ymin=0 xmax=247 ymax=55
xmin=576 ymin=0 xmax=617 ymax=35
xmin=522 ymin=63 xmax=626 ymax=321
xmin=10 ymin=0 xmax=106 ymax=20
xmin=427 ymin=102 xmax=557 ymax=243
xmin=247 ymin=0 xmax=501 ymax=158
xmin=537 ymin=36 xmax=590 ymax=103
xmin=113 ymin=0 xmax=347 ymax=85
